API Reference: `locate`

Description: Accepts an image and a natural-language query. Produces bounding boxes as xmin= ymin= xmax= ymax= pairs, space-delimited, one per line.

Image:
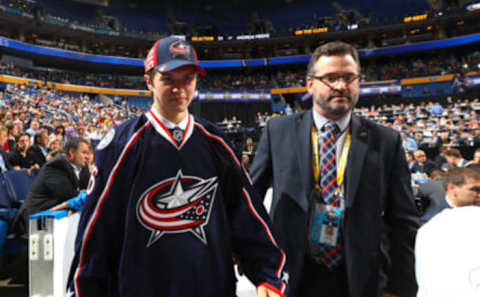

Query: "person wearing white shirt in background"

xmin=415 ymin=167 xmax=480 ymax=297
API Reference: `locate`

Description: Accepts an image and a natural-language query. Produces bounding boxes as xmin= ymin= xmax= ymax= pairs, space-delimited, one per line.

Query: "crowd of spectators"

xmin=355 ymin=98 xmax=480 ymax=151
xmin=4 ymin=83 xmax=471 ymax=182
xmin=0 ymin=62 xmax=146 ymax=90
xmin=2 ymin=51 xmax=480 ymax=92
xmin=0 ymin=83 xmax=142 ymax=173
xmin=232 ymin=97 xmax=480 ymax=172
xmin=273 ymin=52 xmax=480 ymax=89
xmin=363 ymin=52 xmax=480 ymax=81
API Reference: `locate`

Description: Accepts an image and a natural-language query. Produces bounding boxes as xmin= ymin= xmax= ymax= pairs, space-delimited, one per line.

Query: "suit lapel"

xmin=346 ymin=115 xmax=368 ymax=208
xmin=296 ymin=110 xmax=313 ymax=197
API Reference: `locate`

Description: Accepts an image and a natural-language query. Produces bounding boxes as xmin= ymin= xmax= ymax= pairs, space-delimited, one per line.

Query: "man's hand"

xmin=50 ymin=202 xmax=68 ymax=211
xmin=50 ymin=202 xmax=73 ymax=216
xmin=257 ymin=285 xmax=280 ymax=297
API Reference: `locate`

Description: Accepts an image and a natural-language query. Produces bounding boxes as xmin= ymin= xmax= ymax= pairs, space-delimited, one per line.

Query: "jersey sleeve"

xmin=227 ymin=163 xmax=288 ymax=296
xmin=206 ymin=129 xmax=288 ymax=297
xmin=68 ymin=122 xmax=147 ymax=297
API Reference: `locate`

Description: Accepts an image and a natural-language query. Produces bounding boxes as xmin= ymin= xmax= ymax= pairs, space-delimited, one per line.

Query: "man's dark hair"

xmin=63 ymin=137 xmax=88 ymax=154
xmin=306 ymin=41 xmax=360 ymax=76
xmin=55 ymin=125 xmax=65 ymax=135
xmin=34 ymin=131 xmax=43 ymax=145
xmin=16 ymin=132 xmax=30 ymax=143
xmin=444 ymin=148 xmax=462 ymax=158
xmin=428 ymin=167 xmax=445 ymax=180
xmin=465 ymin=163 xmax=480 ymax=174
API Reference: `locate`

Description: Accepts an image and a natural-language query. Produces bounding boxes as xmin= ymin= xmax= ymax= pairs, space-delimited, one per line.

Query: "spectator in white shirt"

xmin=416 ymin=168 xmax=480 ymax=297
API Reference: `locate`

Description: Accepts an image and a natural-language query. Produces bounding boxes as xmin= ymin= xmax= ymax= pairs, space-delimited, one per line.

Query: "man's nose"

xmin=332 ymin=79 xmax=348 ymax=90
xmin=172 ymin=79 xmax=187 ymax=91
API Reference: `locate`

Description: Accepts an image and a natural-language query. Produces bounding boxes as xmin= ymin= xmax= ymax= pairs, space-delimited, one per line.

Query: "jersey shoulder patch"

xmin=96 ymin=128 xmax=115 ymax=150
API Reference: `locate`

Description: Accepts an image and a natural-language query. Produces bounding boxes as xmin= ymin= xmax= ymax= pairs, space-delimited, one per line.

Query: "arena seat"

xmin=2 ymin=169 xmax=38 ymax=206
xmin=0 ymin=173 xmax=13 ymax=253
xmin=0 ymin=173 xmax=17 ymax=222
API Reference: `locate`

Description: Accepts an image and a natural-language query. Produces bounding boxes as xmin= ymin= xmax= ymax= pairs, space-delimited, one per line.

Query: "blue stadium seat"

xmin=0 ymin=170 xmax=32 ymax=258
xmin=0 ymin=220 xmax=7 ymax=248
xmin=0 ymin=173 xmax=16 ymax=222
xmin=0 ymin=173 xmax=10 ymax=209
xmin=2 ymin=169 xmax=38 ymax=206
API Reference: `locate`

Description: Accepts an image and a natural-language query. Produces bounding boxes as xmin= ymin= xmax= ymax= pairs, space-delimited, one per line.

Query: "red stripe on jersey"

xmin=74 ymin=121 xmax=150 ymax=297
xmin=195 ymin=122 xmax=254 ymax=185
xmin=194 ymin=122 xmax=241 ymax=167
xmin=242 ymin=189 xmax=286 ymax=279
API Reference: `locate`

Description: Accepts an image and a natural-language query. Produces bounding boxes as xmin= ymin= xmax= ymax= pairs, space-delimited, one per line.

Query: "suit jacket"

xmin=28 ymin=144 xmax=47 ymax=167
xmin=250 ymin=110 xmax=419 ymax=297
xmin=411 ymin=160 xmax=436 ymax=175
xmin=417 ymin=179 xmax=449 ymax=225
xmin=12 ymin=154 xmax=90 ymax=234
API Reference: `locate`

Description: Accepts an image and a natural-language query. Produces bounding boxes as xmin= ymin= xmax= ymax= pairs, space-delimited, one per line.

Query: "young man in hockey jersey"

xmin=68 ymin=36 xmax=288 ymax=297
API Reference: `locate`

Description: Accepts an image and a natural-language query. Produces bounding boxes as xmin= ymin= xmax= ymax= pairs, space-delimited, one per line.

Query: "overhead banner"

xmin=271 ymin=81 xmax=402 ymax=96
xmin=359 ymin=82 xmax=402 ymax=95
xmin=196 ymin=91 xmax=271 ymax=101
xmin=462 ymin=75 xmax=480 ymax=88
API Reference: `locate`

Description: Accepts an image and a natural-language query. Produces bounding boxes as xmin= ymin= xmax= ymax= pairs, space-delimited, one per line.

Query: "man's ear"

xmin=66 ymin=148 xmax=74 ymax=161
xmin=446 ymin=183 xmax=456 ymax=193
xmin=306 ymin=75 xmax=313 ymax=95
xmin=144 ymin=74 xmax=153 ymax=91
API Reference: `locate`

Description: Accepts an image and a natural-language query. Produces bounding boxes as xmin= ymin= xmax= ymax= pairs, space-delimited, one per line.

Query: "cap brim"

xmin=153 ymin=60 xmax=206 ymax=76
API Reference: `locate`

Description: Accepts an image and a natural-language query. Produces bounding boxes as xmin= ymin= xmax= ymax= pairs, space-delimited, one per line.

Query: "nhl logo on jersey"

xmin=171 ymin=128 xmax=184 ymax=143
xmin=136 ymin=170 xmax=218 ymax=247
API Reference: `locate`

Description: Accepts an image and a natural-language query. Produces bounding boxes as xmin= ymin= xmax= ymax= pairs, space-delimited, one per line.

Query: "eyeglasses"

xmin=310 ymin=73 xmax=360 ymax=85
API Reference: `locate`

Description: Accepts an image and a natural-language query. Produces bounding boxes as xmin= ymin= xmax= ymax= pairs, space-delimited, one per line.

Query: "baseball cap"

xmin=144 ymin=36 xmax=205 ymax=76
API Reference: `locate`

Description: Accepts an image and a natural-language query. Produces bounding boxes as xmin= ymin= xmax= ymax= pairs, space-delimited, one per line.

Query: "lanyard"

xmin=311 ymin=125 xmax=351 ymax=192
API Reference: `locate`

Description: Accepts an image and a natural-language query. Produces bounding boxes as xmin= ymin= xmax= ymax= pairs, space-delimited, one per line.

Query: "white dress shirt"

xmin=68 ymin=161 xmax=81 ymax=180
xmin=415 ymin=206 xmax=480 ymax=297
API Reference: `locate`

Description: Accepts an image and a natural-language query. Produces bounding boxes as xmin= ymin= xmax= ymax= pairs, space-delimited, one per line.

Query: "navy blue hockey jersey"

xmin=68 ymin=109 xmax=288 ymax=297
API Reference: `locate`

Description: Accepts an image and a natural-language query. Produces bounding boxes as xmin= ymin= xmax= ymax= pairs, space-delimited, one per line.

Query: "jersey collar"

xmin=146 ymin=108 xmax=194 ymax=150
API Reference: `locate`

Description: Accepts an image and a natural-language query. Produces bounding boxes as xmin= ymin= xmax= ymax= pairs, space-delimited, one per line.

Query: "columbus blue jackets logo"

xmin=136 ymin=170 xmax=218 ymax=247
xmin=169 ymin=41 xmax=190 ymax=60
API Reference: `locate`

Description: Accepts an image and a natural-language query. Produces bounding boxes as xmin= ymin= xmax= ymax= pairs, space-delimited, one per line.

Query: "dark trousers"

xmin=295 ymin=256 xmax=349 ymax=297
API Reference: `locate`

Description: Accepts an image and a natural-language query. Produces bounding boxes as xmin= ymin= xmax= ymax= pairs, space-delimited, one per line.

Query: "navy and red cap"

xmin=144 ymin=36 xmax=206 ymax=76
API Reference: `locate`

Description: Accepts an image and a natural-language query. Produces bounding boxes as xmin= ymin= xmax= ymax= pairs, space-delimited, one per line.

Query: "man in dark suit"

xmin=417 ymin=169 xmax=448 ymax=225
xmin=12 ymin=137 xmax=90 ymax=235
xmin=28 ymin=129 xmax=50 ymax=168
xmin=411 ymin=150 xmax=436 ymax=175
xmin=251 ymin=41 xmax=419 ymax=297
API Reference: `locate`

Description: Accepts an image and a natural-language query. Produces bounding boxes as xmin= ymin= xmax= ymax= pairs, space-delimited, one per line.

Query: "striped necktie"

xmin=318 ymin=121 xmax=343 ymax=269
xmin=320 ymin=121 xmax=340 ymax=205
